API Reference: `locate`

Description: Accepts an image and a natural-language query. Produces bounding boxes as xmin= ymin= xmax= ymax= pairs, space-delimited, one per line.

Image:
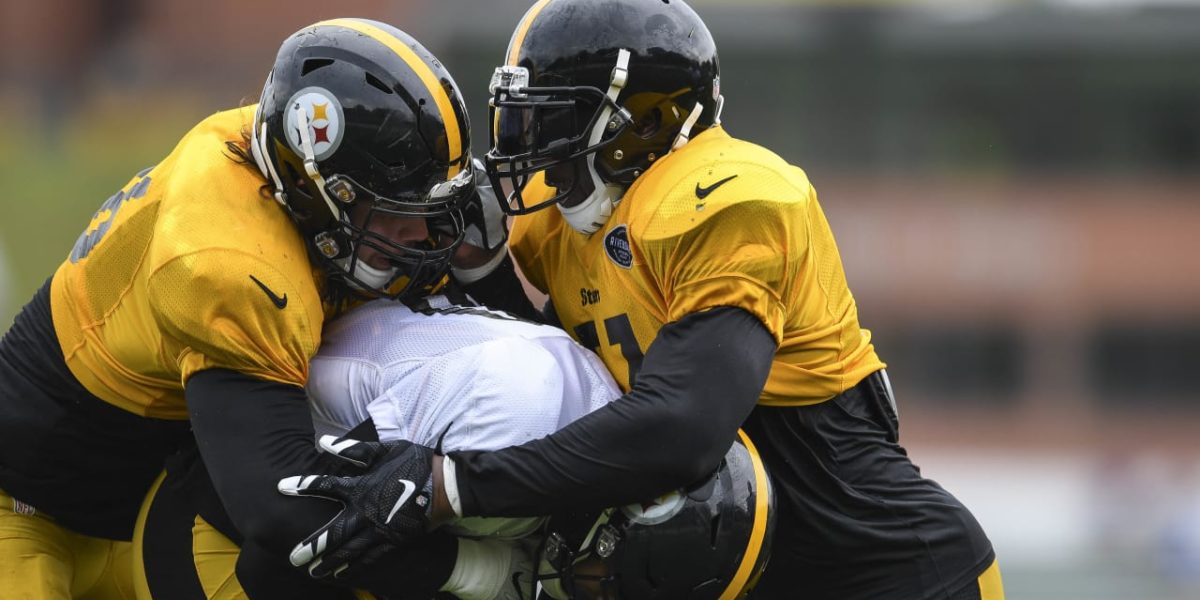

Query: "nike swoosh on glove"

xmin=278 ymin=435 xmax=436 ymax=578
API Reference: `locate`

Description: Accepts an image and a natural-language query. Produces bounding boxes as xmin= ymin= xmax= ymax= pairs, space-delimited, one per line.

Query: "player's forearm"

xmin=188 ymin=370 xmax=458 ymax=596
xmin=186 ymin=369 xmax=343 ymax=556
xmin=445 ymin=306 xmax=777 ymax=517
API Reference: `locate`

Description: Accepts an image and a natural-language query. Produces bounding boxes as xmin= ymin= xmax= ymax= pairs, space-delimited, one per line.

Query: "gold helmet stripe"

xmin=496 ymin=0 xmax=556 ymax=144
xmin=721 ymin=429 xmax=772 ymax=600
xmin=315 ymin=18 xmax=464 ymax=179
xmin=506 ymin=0 xmax=556 ymax=66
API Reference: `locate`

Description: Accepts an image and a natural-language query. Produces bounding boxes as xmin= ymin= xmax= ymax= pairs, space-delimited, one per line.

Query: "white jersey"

xmin=302 ymin=298 xmax=618 ymax=594
xmin=306 ymin=298 xmax=620 ymax=540
xmin=308 ymin=298 xmax=620 ymax=450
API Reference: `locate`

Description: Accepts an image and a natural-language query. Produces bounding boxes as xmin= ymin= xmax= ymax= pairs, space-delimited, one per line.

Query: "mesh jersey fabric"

xmin=509 ymin=126 xmax=886 ymax=405
xmin=49 ymin=105 xmax=326 ymax=419
xmin=305 ymin=298 xmax=621 ymax=538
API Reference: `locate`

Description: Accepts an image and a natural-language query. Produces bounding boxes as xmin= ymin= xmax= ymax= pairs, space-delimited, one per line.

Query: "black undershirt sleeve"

xmin=186 ymin=370 xmax=455 ymax=598
xmin=541 ymin=298 xmax=561 ymax=329
xmin=186 ymin=370 xmax=339 ymax=555
xmin=450 ymin=306 xmax=778 ymax=517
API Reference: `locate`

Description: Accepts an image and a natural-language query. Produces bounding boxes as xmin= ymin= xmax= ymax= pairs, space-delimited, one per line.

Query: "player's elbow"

xmin=233 ymin=500 xmax=328 ymax=559
xmin=637 ymin=406 xmax=734 ymax=488
xmin=236 ymin=512 xmax=297 ymax=557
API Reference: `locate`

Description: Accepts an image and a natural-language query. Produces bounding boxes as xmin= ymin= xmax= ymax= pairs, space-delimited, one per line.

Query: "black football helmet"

xmin=536 ymin=432 xmax=775 ymax=600
xmin=251 ymin=18 xmax=474 ymax=300
xmin=484 ymin=0 xmax=722 ymax=234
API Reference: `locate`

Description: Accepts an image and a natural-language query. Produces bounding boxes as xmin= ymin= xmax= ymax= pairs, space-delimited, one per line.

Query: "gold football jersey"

xmin=510 ymin=127 xmax=885 ymax=405
xmin=50 ymin=106 xmax=327 ymax=419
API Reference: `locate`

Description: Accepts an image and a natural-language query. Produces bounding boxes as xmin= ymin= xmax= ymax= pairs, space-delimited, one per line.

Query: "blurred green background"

xmin=2 ymin=0 xmax=1199 ymax=598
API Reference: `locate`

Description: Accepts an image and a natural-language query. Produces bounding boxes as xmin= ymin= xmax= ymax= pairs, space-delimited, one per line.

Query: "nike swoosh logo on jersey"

xmin=386 ymin=479 xmax=418 ymax=524
xmin=249 ymin=275 xmax=288 ymax=309
xmin=695 ymin=174 xmax=738 ymax=199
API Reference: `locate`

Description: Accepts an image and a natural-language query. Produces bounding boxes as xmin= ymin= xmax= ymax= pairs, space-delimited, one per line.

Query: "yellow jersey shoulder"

xmin=49 ymin=106 xmax=325 ymax=417
xmin=624 ymin=126 xmax=815 ymax=243
xmin=146 ymin=106 xmax=325 ymax=386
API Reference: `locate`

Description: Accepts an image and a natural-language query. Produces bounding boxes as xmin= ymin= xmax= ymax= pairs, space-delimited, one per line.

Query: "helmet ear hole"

xmin=633 ymin=107 xmax=662 ymax=139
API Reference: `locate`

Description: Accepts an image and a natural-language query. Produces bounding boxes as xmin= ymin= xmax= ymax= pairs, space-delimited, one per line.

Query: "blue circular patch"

xmin=604 ymin=224 xmax=633 ymax=269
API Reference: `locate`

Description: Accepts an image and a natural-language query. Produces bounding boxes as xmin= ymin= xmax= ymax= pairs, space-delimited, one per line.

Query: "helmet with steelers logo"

xmin=250 ymin=18 xmax=474 ymax=299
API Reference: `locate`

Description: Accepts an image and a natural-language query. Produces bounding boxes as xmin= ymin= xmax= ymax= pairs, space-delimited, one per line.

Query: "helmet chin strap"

xmin=671 ymin=101 xmax=705 ymax=151
xmin=251 ymin=119 xmax=288 ymax=208
xmin=538 ymin=509 xmax=617 ymax=600
xmin=295 ymin=106 xmax=343 ymax=222
xmin=558 ymin=49 xmax=630 ymax=236
xmin=298 ymin=106 xmax=392 ymax=288
xmin=557 ymin=165 xmax=619 ymax=235
xmin=250 ymin=72 xmax=291 ymax=208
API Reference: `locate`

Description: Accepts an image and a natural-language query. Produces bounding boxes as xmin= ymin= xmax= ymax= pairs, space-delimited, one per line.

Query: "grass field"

xmin=0 ymin=97 xmax=212 ymax=327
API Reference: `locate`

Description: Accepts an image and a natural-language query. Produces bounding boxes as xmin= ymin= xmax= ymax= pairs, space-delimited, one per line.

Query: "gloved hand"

xmin=452 ymin=158 xmax=510 ymax=283
xmin=278 ymin=435 xmax=437 ymax=578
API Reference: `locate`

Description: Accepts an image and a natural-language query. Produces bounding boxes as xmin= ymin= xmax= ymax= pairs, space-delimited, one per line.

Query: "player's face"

xmin=543 ymin=157 xmax=593 ymax=209
xmin=348 ymin=203 xmax=431 ymax=270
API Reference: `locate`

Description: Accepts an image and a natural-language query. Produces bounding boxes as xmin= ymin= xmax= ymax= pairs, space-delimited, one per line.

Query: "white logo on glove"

xmin=386 ymin=479 xmax=418 ymax=524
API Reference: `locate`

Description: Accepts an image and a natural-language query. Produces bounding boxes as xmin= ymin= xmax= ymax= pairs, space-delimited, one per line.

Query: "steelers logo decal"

xmin=621 ymin=491 xmax=686 ymax=525
xmin=284 ymin=87 xmax=345 ymax=161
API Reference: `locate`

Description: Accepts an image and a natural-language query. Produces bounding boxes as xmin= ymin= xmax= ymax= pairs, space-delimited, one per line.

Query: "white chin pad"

xmin=557 ymin=156 xmax=621 ymax=235
xmin=338 ymin=259 xmax=397 ymax=291
xmin=558 ymin=193 xmax=614 ymax=235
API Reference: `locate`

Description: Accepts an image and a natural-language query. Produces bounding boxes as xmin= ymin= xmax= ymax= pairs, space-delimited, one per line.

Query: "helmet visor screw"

xmin=595 ymin=525 xmax=621 ymax=559
xmin=314 ymin=232 xmax=340 ymax=258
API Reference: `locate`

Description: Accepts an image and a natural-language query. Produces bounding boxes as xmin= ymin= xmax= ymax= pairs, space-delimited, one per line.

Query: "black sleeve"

xmin=186 ymin=370 xmax=337 ymax=556
xmin=459 ymin=254 xmax=541 ymax=322
xmin=186 ymin=370 xmax=456 ymax=597
xmin=235 ymin=534 xmax=459 ymax=600
xmin=450 ymin=306 xmax=777 ymax=516
xmin=541 ymin=298 xmax=561 ymax=329
xmin=235 ymin=542 xmax=358 ymax=600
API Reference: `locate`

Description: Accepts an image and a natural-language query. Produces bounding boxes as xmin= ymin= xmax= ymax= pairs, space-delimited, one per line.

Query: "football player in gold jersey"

xmin=0 ymin=18 xmax=511 ymax=600
xmin=281 ymin=2 xmax=1006 ymax=599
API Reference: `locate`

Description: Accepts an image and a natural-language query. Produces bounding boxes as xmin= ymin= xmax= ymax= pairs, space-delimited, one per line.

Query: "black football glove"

xmin=278 ymin=435 xmax=437 ymax=578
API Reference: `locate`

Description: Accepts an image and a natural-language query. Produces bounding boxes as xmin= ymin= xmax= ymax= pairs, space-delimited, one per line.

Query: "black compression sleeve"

xmin=460 ymin=254 xmax=541 ymax=321
xmin=236 ymin=543 xmax=357 ymax=600
xmin=450 ymin=306 xmax=777 ymax=516
xmin=186 ymin=370 xmax=337 ymax=556
xmin=186 ymin=370 xmax=456 ymax=597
